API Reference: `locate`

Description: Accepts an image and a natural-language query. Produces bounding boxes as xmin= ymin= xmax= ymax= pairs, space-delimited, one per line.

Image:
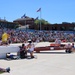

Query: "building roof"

xmin=13 ymin=16 xmax=34 ymax=22
xmin=0 ymin=19 xmax=7 ymax=22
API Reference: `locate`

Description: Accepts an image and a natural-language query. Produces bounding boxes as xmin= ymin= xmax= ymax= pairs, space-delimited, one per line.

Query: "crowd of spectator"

xmin=0 ymin=28 xmax=75 ymax=44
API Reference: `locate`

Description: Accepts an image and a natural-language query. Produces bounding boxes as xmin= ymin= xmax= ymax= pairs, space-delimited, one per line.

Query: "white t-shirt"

xmin=27 ymin=43 xmax=35 ymax=51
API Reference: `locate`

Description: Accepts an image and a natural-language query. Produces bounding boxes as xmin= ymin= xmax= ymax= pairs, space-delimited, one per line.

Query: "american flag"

xmin=21 ymin=14 xmax=26 ymax=18
xmin=35 ymin=17 xmax=39 ymax=20
xmin=37 ymin=8 xmax=41 ymax=12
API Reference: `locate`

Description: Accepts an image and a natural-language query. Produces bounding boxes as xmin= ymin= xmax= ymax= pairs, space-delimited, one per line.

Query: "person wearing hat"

xmin=26 ymin=39 xmax=35 ymax=58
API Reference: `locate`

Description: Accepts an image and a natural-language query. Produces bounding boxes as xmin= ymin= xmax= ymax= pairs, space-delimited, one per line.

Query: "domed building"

xmin=13 ymin=16 xmax=35 ymax=26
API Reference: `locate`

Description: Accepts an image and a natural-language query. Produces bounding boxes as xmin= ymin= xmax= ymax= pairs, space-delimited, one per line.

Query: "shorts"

xmin=27 ymin=50 xmax=33 ymax=53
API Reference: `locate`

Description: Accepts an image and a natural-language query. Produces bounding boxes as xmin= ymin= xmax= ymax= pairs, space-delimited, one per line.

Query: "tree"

xmin=34 ymin=19 xmax=50 ymax=25
xmin=34 ymin=19 xmax=40 ymax=25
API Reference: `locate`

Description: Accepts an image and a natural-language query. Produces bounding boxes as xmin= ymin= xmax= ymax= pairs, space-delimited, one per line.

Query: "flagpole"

xmin=40 ymin=8 xmax=41 ymax=31
xmin=37 ymin=8 xmax=41 ymax=31
xmin=24 ymin=14 xmax=27 ymax=31
xmin=24 ymin=14 xmax=26 ymax=25
xmin=25 ymin=17 xmax=26 ymax=31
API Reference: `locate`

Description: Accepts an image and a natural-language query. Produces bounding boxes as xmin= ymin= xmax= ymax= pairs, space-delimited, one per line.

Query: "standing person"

xmin=72 ymin=43 xmax=75 ymax=48
xmin=0 ymin=38 xmax=2 ymax=45
xmin=26 ymin=40 xmax=35 ymax=58
xmin=71 ymin=43 xmax=75 ymax=52
xmin=0 ymin=67 xmax=10 ymax=73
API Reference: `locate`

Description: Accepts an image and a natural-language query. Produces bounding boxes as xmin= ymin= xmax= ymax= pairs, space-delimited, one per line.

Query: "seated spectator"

xmin=64 ymin=43 xmax=72 ymax=53
xmin=54 ymin=38 xmax=61 ymax=46
xmin=55 ymin=38 xmax=61 ymax=44
xmin=19 ymin=43 xmax=27 ymax=59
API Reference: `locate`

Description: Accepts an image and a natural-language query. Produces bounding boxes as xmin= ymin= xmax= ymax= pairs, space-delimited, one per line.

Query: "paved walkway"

xmin=0 ymin=50 xmax=75 ymax=75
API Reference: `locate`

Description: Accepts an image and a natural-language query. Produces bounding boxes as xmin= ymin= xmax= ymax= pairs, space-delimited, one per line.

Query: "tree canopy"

xmin=34 ymin=19 xmax=50 ymax=25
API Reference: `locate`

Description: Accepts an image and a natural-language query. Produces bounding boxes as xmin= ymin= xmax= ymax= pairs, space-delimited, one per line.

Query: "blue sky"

xmin=0 ymin=0 xmax=75 ymax=24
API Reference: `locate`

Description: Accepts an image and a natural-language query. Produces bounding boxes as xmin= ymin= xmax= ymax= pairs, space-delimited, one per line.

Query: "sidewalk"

xmin=0 ymin=50 xmax=75 ymax=75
